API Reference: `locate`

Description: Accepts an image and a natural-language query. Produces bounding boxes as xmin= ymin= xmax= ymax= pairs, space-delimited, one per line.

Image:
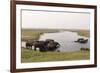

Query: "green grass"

xmin=70 ymin=30 xmax=90 ymax=37
xmin=21 ymin=31 xmax=43 ymax=41
xmin=21 ymin=29 xmax=90 ymax=41
xmin=21 ymin=48 xmax=90 ymax=63
xmin=63 ymin=29 xmax=90 ymax=37
xmin=21 ymin=29 xmax=59 ymax=41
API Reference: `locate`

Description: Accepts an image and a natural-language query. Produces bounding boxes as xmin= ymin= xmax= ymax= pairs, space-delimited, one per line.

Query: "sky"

xmin=22 ymin=10 xmax=90 ymax=30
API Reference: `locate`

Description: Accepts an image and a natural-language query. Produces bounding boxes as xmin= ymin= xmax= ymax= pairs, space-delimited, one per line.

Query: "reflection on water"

xmin=22 ymin=31 xmax=90 ymax=52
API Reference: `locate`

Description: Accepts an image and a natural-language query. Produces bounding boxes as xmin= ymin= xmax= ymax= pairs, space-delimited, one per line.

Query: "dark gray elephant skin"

xmin=26 ymin=42 xmax=33 ymax=50
xmin=26 ymin=39 xmax=60 ymax=52
xmin=75 ymin=38 xmax=88 ymax=43
xmin=33 ymin=41 xmax=47 ymax=52
xmin=46 ymin=41 xmax=60 ymax=51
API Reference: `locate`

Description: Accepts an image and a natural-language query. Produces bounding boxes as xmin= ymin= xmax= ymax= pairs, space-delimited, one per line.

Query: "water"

xmin=39 ymin=31 xmax=90 ymax=52
xmin=22 ymin=31 xmax=90 ymax=52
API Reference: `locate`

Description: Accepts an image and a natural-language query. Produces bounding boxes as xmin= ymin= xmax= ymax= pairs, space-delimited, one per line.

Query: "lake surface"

xmin=22 ymin=31 xmax=90 ymax=52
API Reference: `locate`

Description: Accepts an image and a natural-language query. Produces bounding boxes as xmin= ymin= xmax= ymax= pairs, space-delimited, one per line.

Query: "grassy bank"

xmin=62 ymin=29 xmax=89 ymax=37
xmin=21 ymin=29 xmax=90 ymax=41
xmin=22 ymin=31 xmax=43 ymax=41
xmin=21 ymin=29 xmax=59 ymax=41
xmin=69 ymin=30 xmax=90 ymax=37
xmin=21 ymin=48 xmax=90 ymax=63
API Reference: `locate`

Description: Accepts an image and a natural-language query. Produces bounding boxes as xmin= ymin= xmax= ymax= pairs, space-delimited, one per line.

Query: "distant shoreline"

xmin=21 ymin=29 xmax=89 ymax=41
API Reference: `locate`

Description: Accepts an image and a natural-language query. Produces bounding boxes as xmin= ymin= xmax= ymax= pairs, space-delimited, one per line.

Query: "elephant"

xmin=32 ymin=41 xmax=47 ymax=52
xmin=43 ymin=39 xmax=60 ymax=51
xmin=26 ymin=39 xmax=60 ymax=52
xmin=74 ymin=38 xmax=88 ymax=43
xmin=26 ymin=42 xmax=33 ymax=50
xmin=46 ymin=41 xmax=60 ymax=51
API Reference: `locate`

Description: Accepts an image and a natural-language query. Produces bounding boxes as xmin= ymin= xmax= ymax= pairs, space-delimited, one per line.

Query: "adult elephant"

xmin=32 ymin=41 xmax=47 ymax=52
xmin=46 ymin=41 xmax=60 ymax=51
xmin=43 ymin=39 xmax=60 ymax=51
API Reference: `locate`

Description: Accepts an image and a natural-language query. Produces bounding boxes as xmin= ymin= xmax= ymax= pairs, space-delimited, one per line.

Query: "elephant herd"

xmin=26 ymin=39 xmax=60 ymax=52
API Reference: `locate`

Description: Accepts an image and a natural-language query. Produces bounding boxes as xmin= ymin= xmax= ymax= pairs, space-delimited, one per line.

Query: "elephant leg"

xmin=28 ymin=46 xmax=31 ymax=49
xmin=34 ymin=46 xmax=37 ymax=51
xmin=39 ymin=48 xmax=44 ymax=52
xmin=30 ymin=46 xmax=32 ymax=50
xmin=44 ymin=46 xmax=48 ymax=52
xmin=39 ymin=47 xmax=47 ymax=52
xmin=28 ymin=46 xmax=30 ymax=49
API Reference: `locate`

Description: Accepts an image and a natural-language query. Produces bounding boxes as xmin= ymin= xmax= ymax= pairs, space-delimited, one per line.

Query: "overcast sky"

xmin=22 ymin=10 xmax=90 ymax=30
